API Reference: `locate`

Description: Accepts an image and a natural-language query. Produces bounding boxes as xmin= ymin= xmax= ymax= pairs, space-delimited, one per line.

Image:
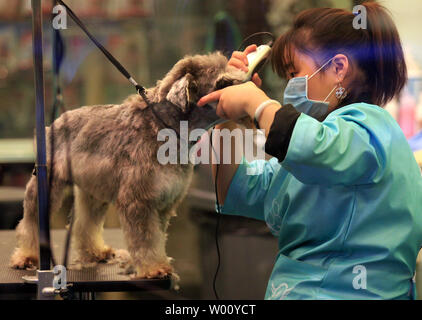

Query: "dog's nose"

xmin=215 ymin=78 xmax=233 ymax=90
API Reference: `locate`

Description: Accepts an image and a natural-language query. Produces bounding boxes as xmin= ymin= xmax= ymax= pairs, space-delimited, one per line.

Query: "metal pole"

xmin=31 ymin=0 xmax=52 ymax=271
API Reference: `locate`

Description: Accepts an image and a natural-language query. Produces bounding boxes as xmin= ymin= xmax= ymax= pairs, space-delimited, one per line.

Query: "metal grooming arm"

xmin=30 ymin=0 xmax=56 ymax=299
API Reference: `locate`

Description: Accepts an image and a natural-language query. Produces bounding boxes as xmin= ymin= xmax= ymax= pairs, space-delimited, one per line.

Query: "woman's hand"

xmin=197 ymin=81 xmax=270 ymax=121
xmin=228 ymin=44 xmax=262 ymax=87
xmin=197 ymin=44 xmax=269 ymax=122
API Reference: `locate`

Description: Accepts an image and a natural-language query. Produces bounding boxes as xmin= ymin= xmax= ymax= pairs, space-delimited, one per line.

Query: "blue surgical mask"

xmin=283 ymin=57 xmax=337 ymax=119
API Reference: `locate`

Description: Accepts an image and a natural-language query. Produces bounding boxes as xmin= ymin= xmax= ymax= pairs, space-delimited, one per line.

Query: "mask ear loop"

xmin=308 ymin=57 xmax=341 ymax=104
xmin=308 ymin=57 xmax=335 ymax=80
xmin=322 ymin=86 xmax=338 ymax=103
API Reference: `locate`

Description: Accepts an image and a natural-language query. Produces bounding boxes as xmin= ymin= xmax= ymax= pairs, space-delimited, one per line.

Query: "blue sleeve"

xmin=215 ymin=155 xmax=281 ymax=221
xmin=282 ymin=103 xmax=390 ymax=186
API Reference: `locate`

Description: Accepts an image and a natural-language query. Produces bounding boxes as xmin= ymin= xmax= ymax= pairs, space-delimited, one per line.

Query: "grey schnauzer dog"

xmin=10 ymin=51 xmax=250 ymax=281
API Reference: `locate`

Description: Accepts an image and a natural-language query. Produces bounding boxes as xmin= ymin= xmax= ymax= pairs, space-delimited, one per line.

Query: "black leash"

xmin=56 ymin=0 xmax=147 ymax=100
xmin=56 ymin=0 xmax=182 ymax=139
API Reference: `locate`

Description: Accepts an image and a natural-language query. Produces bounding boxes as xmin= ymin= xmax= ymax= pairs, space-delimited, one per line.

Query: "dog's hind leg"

xmin=72 ymin=186 xmax=114 ymax=265
xmin=117 ymin=201 xmax=173 ymax=279
xmin=10 ymin=175 xmax=67 ymax=269
xmin=10 ymin=175 xmax=39 ymax=269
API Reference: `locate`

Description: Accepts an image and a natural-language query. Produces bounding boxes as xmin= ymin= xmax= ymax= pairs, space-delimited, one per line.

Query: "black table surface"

xmin=0 ymin=229 xmax=171 ymax=294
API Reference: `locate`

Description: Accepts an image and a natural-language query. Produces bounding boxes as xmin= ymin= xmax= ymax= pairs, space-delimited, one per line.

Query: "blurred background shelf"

xmin=0 ymin=139 xmax=34 ymax=164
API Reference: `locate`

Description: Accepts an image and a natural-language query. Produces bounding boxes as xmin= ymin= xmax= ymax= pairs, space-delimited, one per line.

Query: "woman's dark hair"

xmin=271 ymin=2 xmax=407 ymax=107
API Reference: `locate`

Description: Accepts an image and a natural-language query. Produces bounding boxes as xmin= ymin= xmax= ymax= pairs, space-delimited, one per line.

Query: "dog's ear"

xmin=166 ymin=73 xmax=197 ymax=113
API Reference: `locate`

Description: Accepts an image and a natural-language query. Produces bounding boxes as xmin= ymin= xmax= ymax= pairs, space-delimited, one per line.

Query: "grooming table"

xmin=0 ymin=229 xmax=171 ymax=296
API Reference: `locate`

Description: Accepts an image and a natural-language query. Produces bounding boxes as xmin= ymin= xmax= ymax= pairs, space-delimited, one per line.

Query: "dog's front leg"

xmin=117 ymin=200 xmax=173 ymax=279
xmin=72 ymin=186 xmax=115 ymax=265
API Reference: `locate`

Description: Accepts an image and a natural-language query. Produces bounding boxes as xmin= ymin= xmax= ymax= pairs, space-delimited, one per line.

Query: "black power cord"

xmin=210 ymin=31 xmax=275 ymax=300
xmin=210 ymin=127 xmax=221 ymax=300
xmin=237 ymin=31 xmax=275 ymax=52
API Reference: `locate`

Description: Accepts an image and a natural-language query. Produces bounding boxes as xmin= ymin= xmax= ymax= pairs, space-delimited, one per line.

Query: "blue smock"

xmin=216 ymin=102 xmax=422 ymax=300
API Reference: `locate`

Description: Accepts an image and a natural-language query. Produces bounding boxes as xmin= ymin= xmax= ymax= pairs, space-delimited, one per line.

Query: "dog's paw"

xmin=75 ymin=245 xmax=116 ymax=266
xmin=114 ymin=249 xmax=131 ymax=268
xmin=10 ymin=248 xmax=38 ymax=270
xmin=97 ymin=245 xmax=116 ymax=263
xmin=132 ymin=263 xmax=174 ymax=279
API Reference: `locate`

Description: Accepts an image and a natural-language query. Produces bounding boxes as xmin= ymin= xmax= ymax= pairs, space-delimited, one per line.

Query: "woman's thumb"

xmin=252 ymin=73 xmax=262 ymax=87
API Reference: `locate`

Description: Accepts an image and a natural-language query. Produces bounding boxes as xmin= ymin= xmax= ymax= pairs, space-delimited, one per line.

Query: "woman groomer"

xmin=198 ymin=2 xmax=422 ymax=300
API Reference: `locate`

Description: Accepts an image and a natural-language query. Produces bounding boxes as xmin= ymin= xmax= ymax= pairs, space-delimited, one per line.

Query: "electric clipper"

xmin=244 ymin=44 xmax=272 ymax=81
xmin=205 ymin=42 xmax=273 ymax=129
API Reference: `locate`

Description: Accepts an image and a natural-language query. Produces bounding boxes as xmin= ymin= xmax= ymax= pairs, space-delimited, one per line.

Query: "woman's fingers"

xmin=197 ymin=90 xmax=223 ymax=107
xmin=198 ymin=45 xmax=260 ymax=108
xmin=230 ymin=51 xmax=248 ymax=65
xmin=227 ymin=45 xmax=258 ymax=73
xmin=227 ymin=58 xmax=249 ymax=72
xmin=244 ymin=44 xmax=258 ymax=55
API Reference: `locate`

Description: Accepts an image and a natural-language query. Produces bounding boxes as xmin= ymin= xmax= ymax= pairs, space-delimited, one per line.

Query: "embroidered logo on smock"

xmin=269 ymin=282 xmax=294 ymax=300
xmin=266 ymin=198 xmax=282 ymax=236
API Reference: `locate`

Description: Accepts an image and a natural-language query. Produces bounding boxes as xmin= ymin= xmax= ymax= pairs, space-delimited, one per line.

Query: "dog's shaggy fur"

xmin=10 ymin=52 xmax=249 ymax=281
